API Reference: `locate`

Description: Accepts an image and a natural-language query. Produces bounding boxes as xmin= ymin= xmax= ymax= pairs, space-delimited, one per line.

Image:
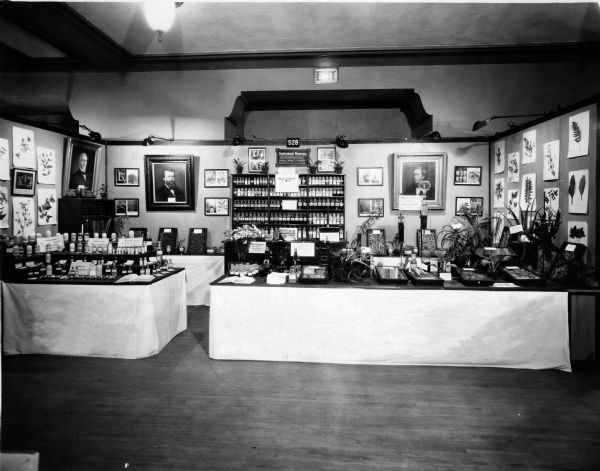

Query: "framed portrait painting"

xmin=62 ymin=137 xmax=103 ymax=196
xmin=358 ymin=198 xmax=384 ymax=217
xmin=114 ymin=168 xmax=139 ymax=186
xmin=205 ymin=197 xmax=230 ymax=216
xmin=392 ymin=153 xmax=447 ymax=210
xmin=357 ymin=167 xmax=383 ymax=186
xmin=204 ymin=169 xmax=229 ymax=188
xmin=144 ymin=155 xmax=195 ymax=211
xmin=11 ymin=168 xmax=36 ymax=196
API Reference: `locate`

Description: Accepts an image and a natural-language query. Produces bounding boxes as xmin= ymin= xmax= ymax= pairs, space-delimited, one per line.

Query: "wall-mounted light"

xmin=314 ymin=67 xmax=338 ymax=84
xmin=142 ymin=134 xmax=174 ymax=146
xmin=417 ymin=131 xmax=441 ymax=141
xmin=335 ymin=134 xmax=348 ymax=148
xmin=231 ymin=135 xmax=244 ymax=146
xmin=144 ymin=1 xmax=183 ymax=42
xmin=79 ymin=124 xmax=102 ymax=142
xmin=472 ymin=114 xmax=544 ymax=131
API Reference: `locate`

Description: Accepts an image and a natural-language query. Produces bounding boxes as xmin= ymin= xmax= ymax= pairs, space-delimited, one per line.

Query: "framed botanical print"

xmin=453 ymin=166 xmax=482 ymax=186
xmin=248 ymin=148 xmax=266 ymax=173
xmin=204 ymin=169 xmax=229 ymax=188
xmin=455 ymin=197 xmax=484 ymax=216
xmin=11 ymin=168 xmax=36 ymax=196
xmin=357 ymin=167 xmax=383 ymax=186
xmin=115 ymin=198 xmax=140 ymax=217
xmin=144 ymin=155 xmax=195 ymax=211
xmin=392 ymin=153 xmax=447 ymax=209
xmin=114 ymin=168 xmax=140 ymax=186
xmin=358 ymin=198 xmax=384 ymax=217
xmin=317 ymin=147 xmax=336 ymax=173
xmin=205 ymin=197 xmax=230 ymax=216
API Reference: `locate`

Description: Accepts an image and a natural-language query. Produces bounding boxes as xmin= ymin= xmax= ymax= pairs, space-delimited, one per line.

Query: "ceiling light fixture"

xmin=472 ymin=114 xmax=544 ymax=132
xmin=79 ymin=124 xmax=102 ymax=142
xmin=142 ymin=134 xmax=174 ymax=146
xmin=144 ymin=1 xmax=182 ymax=42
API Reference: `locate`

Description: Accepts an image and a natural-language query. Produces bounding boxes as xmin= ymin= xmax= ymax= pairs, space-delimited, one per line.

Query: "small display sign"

xmin=286 ymin=138 xmax=300 ymax=148
xmin=276 ymin=148 xmax=311 ymax=167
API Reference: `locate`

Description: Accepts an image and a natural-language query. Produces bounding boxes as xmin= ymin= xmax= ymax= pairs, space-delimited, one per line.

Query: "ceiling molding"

xmin=3 ymin=42 xmax=600 ymax=74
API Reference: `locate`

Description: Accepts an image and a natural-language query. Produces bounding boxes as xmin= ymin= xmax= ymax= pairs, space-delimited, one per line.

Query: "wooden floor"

xmin=2 ymin=306 xmax=600 ymax=471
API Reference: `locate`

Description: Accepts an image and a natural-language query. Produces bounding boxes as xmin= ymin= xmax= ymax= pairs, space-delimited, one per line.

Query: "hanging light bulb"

xmin=144 ymin=1 xmax=176 ymax=41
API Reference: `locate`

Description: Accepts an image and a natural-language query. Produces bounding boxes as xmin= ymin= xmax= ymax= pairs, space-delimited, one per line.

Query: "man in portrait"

xmin=155 ymin=168 xmax=185 ymax=202
xmin=69 ymin=152 xmax=93 ymax=189
xmin=403 ymin=162 xmax=436 ymax=200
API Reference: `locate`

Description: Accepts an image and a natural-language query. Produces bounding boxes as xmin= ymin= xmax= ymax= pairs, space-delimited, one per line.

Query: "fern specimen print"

xmin=568 ymin=110 xmax=589 ymax=158
xmin=569 ymin=225 xmax=585 ymax=240
xmin=524 ymin=177 xmax=533 ymax=205
xmin=572 ymin=121 xmax=582 ymax=143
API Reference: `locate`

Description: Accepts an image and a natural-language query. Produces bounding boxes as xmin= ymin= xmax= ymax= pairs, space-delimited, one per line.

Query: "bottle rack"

xmin=231 ymin=174 xmax=345 ymax=240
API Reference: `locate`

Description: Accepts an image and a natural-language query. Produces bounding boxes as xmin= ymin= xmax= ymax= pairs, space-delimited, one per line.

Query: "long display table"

xmin=209 ymin=278 xmax=572 ymax=371
xmin=2 ymin=269 xmax=187 ymax=359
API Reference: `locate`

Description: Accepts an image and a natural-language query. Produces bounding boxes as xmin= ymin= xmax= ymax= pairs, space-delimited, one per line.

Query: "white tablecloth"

xmin=2 ymin=270 xmax=187 ymax=359
xmin=171 ymin=255 xmax=224 ymax=305
xmin=210 ymin=285 xmax=571 ymax=371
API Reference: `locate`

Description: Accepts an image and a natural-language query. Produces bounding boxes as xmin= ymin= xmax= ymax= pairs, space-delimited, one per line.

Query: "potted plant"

xmin=177 ymin=238 xmax=186 ymax=255
xmin=307 ymin=157 xmax=319 ymax=174
xmin=334 ymin=160 xmax=344 ymax=174
xmin=261 ymin=162 xmax=270 ymax=174
xmin=233 ymin=158 xmax=245 ymax=174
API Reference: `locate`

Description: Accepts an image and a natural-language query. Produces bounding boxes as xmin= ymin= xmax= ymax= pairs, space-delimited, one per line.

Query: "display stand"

xmin=209 ymin=278 xmax=571 ymax=371
xmin=2 ymin=269 xmax=187 ymax=359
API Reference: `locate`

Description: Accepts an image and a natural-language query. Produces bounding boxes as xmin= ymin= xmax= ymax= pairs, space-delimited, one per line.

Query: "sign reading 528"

xmin=286 ymin=137 xmax=300 ymax=148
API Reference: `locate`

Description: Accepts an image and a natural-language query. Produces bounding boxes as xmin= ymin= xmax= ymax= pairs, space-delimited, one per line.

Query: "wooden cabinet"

xmin=58 ymin=198 xmax=114 ymax=235
xmin=231 ymin=174 xmax=345 ymax=240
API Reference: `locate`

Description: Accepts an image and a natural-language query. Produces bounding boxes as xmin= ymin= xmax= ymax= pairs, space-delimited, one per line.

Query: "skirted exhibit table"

xmin=2 ymin=269 xmax=187 ymax=359
xmin=170 ymin=255 xmax=224 ymax=305
xmin=209 ymin=279 xmax=572 ymax=371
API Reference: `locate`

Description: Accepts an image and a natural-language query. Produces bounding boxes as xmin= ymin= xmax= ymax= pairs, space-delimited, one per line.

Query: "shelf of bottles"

xmin=231 ymin=173 xmax=345 ymax=239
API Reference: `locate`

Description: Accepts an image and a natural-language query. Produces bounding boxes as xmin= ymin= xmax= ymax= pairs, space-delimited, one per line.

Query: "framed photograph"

xmin=358 ymin=198 xmax=384 ymax=217
xmin=248 ymin=147 xmax=266 ymax=173
xmin=357 ymin=167 xmax=383 ymax=186
xmin=455 ymin=197 xmax=484 ymax=216
xmin=205 ymin=197 xmax=230 ymax=216
xmin=204 ymin=169 xmax=229 ymax=188
xmin=392 ymin=153 xmax=447 ymax=210
xmin=11 ymin=168 xmax=36 ymax=196
xmin=63 ymin=137 xmax=103 ymax=195
xmin=114 ymin=168 xmax=139 ymax=186
xmin=454 ymin=166 xmax=482 ymax=186
xmin=144 ymin=155 xmax=195 ymax=211
xmin=115 ymin=198 xmax=139 ymax=217
xmin=317 ymin=147 xmax=336 ymax=173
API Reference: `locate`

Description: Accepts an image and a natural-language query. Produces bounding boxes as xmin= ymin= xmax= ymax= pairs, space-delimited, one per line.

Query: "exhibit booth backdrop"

xmin=491 ymin=102 xmax=598 ymax=268
xmin=105 ymin=141 xmax=489 ymax=248
xmin=0 ymin=117 xmax=107 ymax=239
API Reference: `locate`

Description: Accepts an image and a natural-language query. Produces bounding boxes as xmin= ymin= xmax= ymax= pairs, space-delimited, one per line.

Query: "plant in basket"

xmin=224 ymin=224 xmax=265 ymax=261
